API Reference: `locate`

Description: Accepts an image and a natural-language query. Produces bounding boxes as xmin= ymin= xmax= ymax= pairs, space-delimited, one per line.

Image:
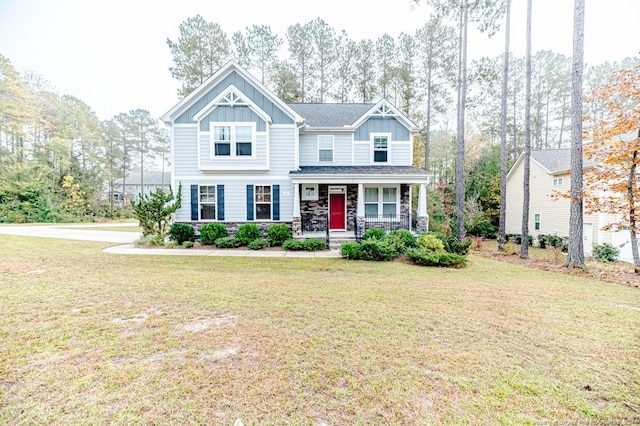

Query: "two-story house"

xmin=161 ymin=60 xmax=429 ymax=241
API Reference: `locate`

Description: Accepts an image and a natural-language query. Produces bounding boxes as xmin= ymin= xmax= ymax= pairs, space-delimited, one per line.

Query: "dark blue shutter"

xmin=246 ymin=185 xmax=254 ymax=220
xmin=217 ymin=185 xmax=225 ymax=221
xmin=272 ymin=185 xmax=280 ymax=220
xmin=190 ymin=185 xmax=198 ymax=220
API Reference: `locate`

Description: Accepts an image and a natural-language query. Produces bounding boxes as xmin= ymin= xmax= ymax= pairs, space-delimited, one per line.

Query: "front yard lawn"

xmin=1 ymin=236 xmax=639 ymax=424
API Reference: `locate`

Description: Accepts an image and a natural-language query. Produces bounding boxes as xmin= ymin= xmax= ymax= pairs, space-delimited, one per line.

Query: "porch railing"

xmin=355 ymin=213 xmax=415 ymax=242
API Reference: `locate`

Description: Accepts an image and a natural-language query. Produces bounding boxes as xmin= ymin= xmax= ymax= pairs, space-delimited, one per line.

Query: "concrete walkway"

xmin=0 ymin=223 xmax=341 ymax=258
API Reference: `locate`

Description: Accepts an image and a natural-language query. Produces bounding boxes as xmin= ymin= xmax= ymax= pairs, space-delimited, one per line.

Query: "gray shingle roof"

xmin=286 ymin=103 xmax=374 ymax=128
xmin=290 ymin=166 xmax=428 ymax=176
xmin=531 ymin=149 xmax=595 ymax=174
xmin=124 ymin=171 xmax=171 ymax=185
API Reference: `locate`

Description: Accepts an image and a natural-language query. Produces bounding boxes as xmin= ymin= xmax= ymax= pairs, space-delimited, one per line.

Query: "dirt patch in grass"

xmin=473 ymin=240 xmax=640 ymax=289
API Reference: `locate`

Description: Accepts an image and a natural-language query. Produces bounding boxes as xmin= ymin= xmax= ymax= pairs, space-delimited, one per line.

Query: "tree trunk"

xmin=566 ymin=0 xmax=585 ymax=269
xmin=629 ymin=148 xmax=640 ymax=273
xmin=455 ymin=1 xmax=468 ymax=242
xmin=498 ymin=0 xmax=511 ymax=250
xmin=521 ymin=0 xmax=532 ymax=258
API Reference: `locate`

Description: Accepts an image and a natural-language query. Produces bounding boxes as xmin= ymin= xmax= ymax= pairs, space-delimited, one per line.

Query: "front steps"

xmin=295 ymin=231 xmax=356 ymax=250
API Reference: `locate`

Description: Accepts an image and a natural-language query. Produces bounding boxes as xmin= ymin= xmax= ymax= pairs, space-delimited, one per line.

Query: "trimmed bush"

xmin=214 ymin=236 xmax=242 ymax=248
xmin=248 ymin=238 xmax=270 ymax=250
xmin=593 ymin=242 xmax=619 ymax=262
xmin=283 ymin=239 xmax=306 ymax=251
xmin=389 ymin=229 xmax=418 ymax=249
xmin=340 ymin=242 xmax=361 ymax=259
xmin=267 ymin=224 xmax=292 ymax=246
xmin=359 ymin=238 xmax=398 ymax=261
xmin=418 ymin=233 xmax=446 ymax=253
xmin=304 ymin=238 xmax=326 ymax=251
xmin=182 ymin=241 xmax=194 ymax=248
xmin=362 ymin=228 xmax=387 ymax=240
xmin=200 ymin=223 xmax=228 ymax=245
xmin=235 ymin=223 xmax=261 ymax=245
xmin=168 ymin=222 xmax=194 ymax=244
xmin=406 ymin=247 xmax=467 ymax=268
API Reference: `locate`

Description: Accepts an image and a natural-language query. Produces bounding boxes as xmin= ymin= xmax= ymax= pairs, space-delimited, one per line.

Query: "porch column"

xmin=417 ymin=183 xmax=429 ymax=233
xmin=292 ymin=183 xmax=302 ymax=236
xmin=356 ymin=183 xmax=365 ymax=238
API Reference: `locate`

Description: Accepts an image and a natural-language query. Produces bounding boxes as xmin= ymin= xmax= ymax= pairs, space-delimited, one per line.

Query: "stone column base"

xmin=416 ymin=215 xmax=429 ymax=234
xmin=292 ymin=217 xmax=302 ymax=236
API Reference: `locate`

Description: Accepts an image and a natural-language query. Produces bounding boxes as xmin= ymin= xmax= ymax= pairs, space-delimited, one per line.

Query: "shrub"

xmin=340 ymin=242 xmax=361 ymax=259
xmin=362 ymin=228 xmax=387 ymax=241
xmin=304 ymin=238 xmax=326 ymax=251
xmin=359 ymin=238 xmax=398 ymax=261
xmin=200 ymin=223 xmax=228 ymax=245
xmin=389 ymin=229 xmax=418 ymax=249
xmin=405 ymin=248 xmax=467 ymax=268
xmin=593 ymin=242 xmax=619 ymax=262
xmin=267 ymin=224 xmax=292 ymax=246
xmin=507 ymin=233 xmax=522 ymax=244
xmin=182 ymin=241 xmax=194 ymax=249
xmin=235 ymin=223 xmax=261 ymax=245
xmin=417 ymin=233 xmax=446 ymax=253
xmin=167 ymin=222 xmax=194 ymax=244
xmin=214 ymin=236 xmax=242 ymax=248
xmin=283 ymin=239 xmax=306 ymax=251
xmin=537 ymin=234 xmax=548 ymax=249
xmin=248 ymin=238 xmax=270 ymax=250
xmin=444 ymin=236 xmax=472 ymax=256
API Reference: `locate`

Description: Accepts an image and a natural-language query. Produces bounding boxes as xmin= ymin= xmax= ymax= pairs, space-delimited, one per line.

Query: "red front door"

xmin=329 ymin=193 xmax=346 ymax=230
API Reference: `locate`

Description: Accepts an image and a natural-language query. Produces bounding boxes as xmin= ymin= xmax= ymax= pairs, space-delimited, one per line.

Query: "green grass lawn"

xmin=1 ymin=237 xmax=639 ymax=425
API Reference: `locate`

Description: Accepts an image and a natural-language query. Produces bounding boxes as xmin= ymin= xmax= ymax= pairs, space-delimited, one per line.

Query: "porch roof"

xmin=289 ymin=166 xmax=429 ymax=184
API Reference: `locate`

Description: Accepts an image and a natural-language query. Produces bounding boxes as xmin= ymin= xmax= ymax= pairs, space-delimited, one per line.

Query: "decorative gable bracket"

xmin=192 ymin=84 xmax=273 ymax=124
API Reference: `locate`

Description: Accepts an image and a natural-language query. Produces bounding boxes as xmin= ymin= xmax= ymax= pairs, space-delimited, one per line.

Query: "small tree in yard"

xmin=584 ymin=60 xmax=640 ymax=272
xmin=132 ymin=183 xmax=182 ymax=239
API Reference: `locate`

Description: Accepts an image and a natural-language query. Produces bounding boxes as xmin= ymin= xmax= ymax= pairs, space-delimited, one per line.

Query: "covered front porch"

xmin=289 ymin=166 xmax=430 ymax=240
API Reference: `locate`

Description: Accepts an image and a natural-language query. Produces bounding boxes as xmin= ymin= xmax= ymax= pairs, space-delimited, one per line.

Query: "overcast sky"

xmin=1 ymin=0 xmax=638 ymax=122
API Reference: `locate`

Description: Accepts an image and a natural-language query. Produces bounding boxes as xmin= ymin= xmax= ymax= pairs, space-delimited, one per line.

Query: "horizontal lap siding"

xmin=299 ymin=132 xmax=353 ymax=166
xmin=354 ymin=144 xmax=370 ymax=165
xmin=198 ymin=133 xmax=268 ymax=169
xmin=390 ymin=143 xmax=411 ymax=165
xmin=174 ymin=126 xmax=198 ymax=175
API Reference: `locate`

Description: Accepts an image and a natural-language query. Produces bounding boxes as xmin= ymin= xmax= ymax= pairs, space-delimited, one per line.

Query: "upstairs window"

xmin=373 ymin=136 xmax=388 ymax=163
xmin=318 ymin=135 xmax=334 ymax=162
xmin=212 ymin=123 xmax=254 ymax=158
xmin=553 ymin=177 xmax=564 ymax=187
xmin=534 ymin=213 xmax=541 ymax=230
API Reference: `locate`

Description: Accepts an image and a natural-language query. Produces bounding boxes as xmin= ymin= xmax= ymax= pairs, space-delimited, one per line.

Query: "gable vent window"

xmin=212 ymin=123 xmax=254 ymax=158
xmin=373 ymin=136 xmax=388 ymax=163
xmin=318 ymin=135 xmax=334 ymax=162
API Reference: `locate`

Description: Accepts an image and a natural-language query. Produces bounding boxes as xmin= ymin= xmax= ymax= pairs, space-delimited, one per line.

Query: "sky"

xmin=0 ymin=0 xmax=638 ymax=122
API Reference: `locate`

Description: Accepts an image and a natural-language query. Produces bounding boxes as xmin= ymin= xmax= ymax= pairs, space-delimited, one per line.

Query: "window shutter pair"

xmin=190 ymin=185 xmax=224 ymax=220
xmin=246 ymin=184 xmax=279 ymax=220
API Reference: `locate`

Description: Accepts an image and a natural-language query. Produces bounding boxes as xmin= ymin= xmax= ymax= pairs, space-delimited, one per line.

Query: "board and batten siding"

xmin=299 ymin=132 xmax=353 ymax=166
xmin=354 ymin=116 xmax=410 ymax=142
xmin=175 ymin=71 xmax=294 ymax=125
xmin=198 ymin=106 xmax=267 ymax=132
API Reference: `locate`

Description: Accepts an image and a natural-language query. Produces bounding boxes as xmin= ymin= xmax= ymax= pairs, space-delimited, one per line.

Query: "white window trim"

xmin=254 ymin=184 xmax=273 ymax=221
xmin=370 ymin=132 xmax=391 ymax=164
xmin=301 ymin=184 xmax=319 ymax=201
xmin=363 ymin=184 xmax=400 ymax=217
xmin=199 ymin=185 xmax=217 ymax=221
xmin=210 ymin=122 xmax=257 ymax=160
xmin=317 ymin=135 xmax=335 ymax=163
xmin=534 ymin=213 xmax=541 ymax=230
xmin=553 ymin=177 xmax=564 ymax=187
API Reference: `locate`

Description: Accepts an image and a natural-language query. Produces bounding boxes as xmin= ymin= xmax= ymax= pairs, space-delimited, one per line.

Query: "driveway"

xmin=0 ymin=223 xmax=140 ymax=244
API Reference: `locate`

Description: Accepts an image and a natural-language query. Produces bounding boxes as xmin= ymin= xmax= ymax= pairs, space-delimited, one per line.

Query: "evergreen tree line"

xmin=0 ymin=55 xmax=169 ymax=222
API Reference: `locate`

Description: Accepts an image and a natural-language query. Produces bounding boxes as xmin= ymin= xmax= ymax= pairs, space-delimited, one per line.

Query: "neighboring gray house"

xmin=113 ymin=171 xmax=171 ymax=203
xmin=161 ymin=60 xmax=429 ymax=239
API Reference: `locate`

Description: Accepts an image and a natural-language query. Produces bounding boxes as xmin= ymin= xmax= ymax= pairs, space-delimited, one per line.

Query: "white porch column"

xmin=357 ymin=183 xmax=364 ymax=217
xmin=418 ymin=184 xmax=427 ymax=217
xmin=293 ymin=183 xmax=301 ymax=217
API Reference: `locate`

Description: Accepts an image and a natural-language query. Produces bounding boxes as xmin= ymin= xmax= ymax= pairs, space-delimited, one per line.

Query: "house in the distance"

xmin=506 ymin=148 xmax=636 ymax=261
xmin=113 ymin=171 xmax=171 ymax=204
xmin=161 ymin=60 xmax=429 ymax=242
